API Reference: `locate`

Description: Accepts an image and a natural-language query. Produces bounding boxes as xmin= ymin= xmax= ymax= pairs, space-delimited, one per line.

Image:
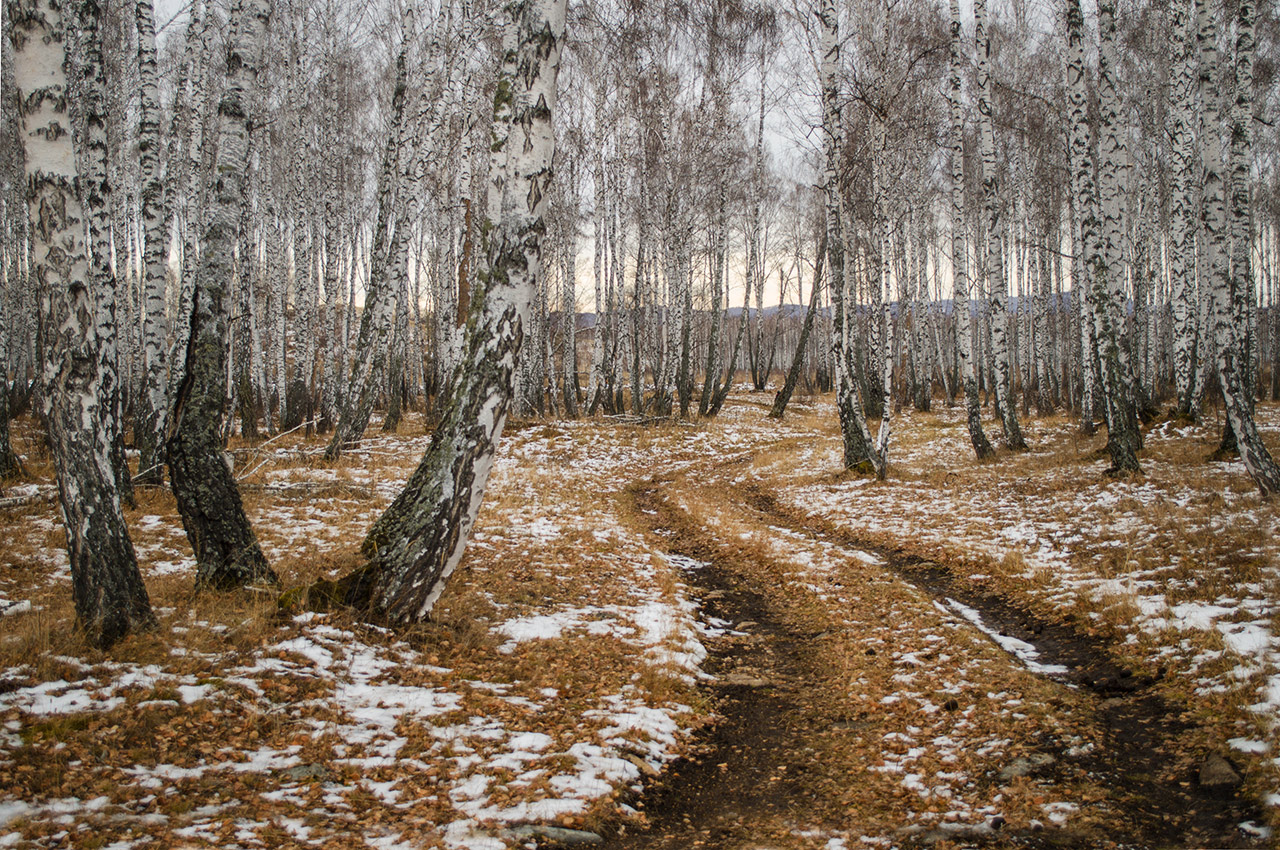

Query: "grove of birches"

xmin=1 ymin=0 xmax=1279 ymax=651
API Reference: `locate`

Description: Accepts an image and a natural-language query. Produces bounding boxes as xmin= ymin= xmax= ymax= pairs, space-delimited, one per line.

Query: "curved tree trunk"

xmin=325 ymin=43 xmax=409 ymax=459
xmin=334 ymin=0 xmax=566 ymax=625
xmin=167 ymin=0 xmax=277 ymax=590
xmin=770 ymin=235 xmax=825 ymax=420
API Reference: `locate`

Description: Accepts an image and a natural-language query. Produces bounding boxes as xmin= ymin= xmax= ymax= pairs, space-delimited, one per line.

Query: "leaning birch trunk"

xmin=709 ymin=280 xmax=749 ymax=416
xmin=561 ymin=228 xmax=579 ymax=416
xmin=331 ymin=0 xmax=566 ymax=624
xmin=1093 ymin=0 xmax=1142 ymax=474
xmin=1199 ymin=0 xmax=1280 ymax=495
xmin=818 ymin=0 xmax=878 ymax=473
xmin=133 ymin=0 xmax=168 ymax=485
xmin=9 ymin=0 xmax=155 ymax=647
xmin=872 ymin=191 xmax=894 ymax=478
xmin=976 ymin=0 xmax=1026 ymax=452
xmin=770 ymin=235 xmax=825 ymax=419
xmin=167 ymin=0 xmax=277 ymax=590
xmin=949 ymin=0 xmax=994 ymax=459
xmin=585 ymin=97 xmax=607 ymax=415
xmin=699 ymin=185 xmax=726 ymax=416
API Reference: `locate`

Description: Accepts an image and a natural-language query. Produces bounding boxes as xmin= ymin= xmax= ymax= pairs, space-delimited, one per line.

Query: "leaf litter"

xmin=0 ymin=398 xmax=1275 ymax=847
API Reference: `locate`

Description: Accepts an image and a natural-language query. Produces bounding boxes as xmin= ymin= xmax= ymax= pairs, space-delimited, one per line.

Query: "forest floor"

xmin=0 ymin=392 xmax=1277 ymax=849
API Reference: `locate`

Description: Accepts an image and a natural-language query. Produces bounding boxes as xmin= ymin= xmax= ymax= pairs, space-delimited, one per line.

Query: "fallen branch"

xmin=238 ymin=481 xmax=374 ymax=499
xmin=0 ymin=486 xmax=58 ymax=509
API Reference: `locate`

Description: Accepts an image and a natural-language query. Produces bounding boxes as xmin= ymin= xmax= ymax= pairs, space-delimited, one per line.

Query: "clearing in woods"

xmin=0 ymin=395 xmax=1275 ymax=848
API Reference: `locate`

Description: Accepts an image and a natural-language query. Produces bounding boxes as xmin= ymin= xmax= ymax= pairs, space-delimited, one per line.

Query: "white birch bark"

xmin=1092 ymin=0 xmax=1142 ymax=472
xmin=167 ymin=0 xmax=276 ymax=589
xmin=950 ymin=0 xmax=994 ymax=458
xmin=325 ymin=40 xmax=409 ymax=459
xmin=585 ymin=91 xmax=606 ymax=414
xmin=341 ymin=0 xmax=567 ymax=624
xmin=1200 ymin=0 xmax=1280 ymax=493
xmin=976 ymin=0 xmax=1026 ymax=452
xmin=9 ymin=0 xmax=155 ymax=647
xmin=819 ymin=0 xmax=879 ymax=473
xmin=132 ymin=0 xmax=168 ymax=482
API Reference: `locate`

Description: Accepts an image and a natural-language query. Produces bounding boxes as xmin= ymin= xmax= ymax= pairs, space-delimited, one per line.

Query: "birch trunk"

xmin=324 ymin=42 xmax=408 ymax=459
xmin=167 ymin=0 xmax=277 ymax=590
xmin=699 ymin=183 xmax=726 ymax=416
xmin=76 ymin=0 xmax=133 ymax=507
xmin=334 ymin=0 xmax=566 ymax=624
xmin=1200 ymin=0 xmax=1280 ymax=494
xmin=819 ymin=0 xmax=879 ymax=473
xmin=1090 ymin=0 xmax=1142 ymax=473
xmin=586 ymin=111 xmax=606 ymax=414
xmin=950 ymin=0 xmax=994 ymax=459
xmin=9 ymin=0 xmax=155 ymax=647
xmin=770 ymin=235 xmax=825 ymax=419
xmin=0 ymin=240 xmax=18 ymax=476
xmin=977 ymin=0 xmax=1026 ymax=452
xmin=133 ymin=0 xmax=167 ymax=485
xmin=561 ymin=195 xmax=578 ymax=416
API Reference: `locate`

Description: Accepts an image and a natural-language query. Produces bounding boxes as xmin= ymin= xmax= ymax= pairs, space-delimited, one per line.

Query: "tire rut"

xmin=600 ymin=461 xmax=1266 ymax=850
xmin=730 ymin=475 xmax=1265 ymax=849
xmin=608 ymin=480 xmax=839 ymax=850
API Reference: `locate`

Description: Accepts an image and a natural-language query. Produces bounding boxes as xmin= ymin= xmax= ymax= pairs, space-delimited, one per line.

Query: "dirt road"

xmin=607 ymin=452 xmax=1264 ymax=850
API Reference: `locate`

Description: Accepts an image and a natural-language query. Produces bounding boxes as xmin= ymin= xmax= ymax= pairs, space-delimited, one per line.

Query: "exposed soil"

xmin=602 ymin=456 xmax=1267 ymax=850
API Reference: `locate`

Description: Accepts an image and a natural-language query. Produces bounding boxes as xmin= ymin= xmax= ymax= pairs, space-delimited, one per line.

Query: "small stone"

xmin=502 ymin=825 xmax=604 ymax=845
xmin=997 ymin=753 xmax=1055 ymax=782
xmin=736 ymin=621 xmax=759 ymax=630
xmin=721 ymin=672 xmax=770 ymax=687
xmin=865 ymin=648 xmax=877 ymax=656
xmin=703 ymin=590 xmax=726 ymax=600
xmin=1199 ymin=754 xmax=1242 ymax=789
xmin=282 ymin=763 xmax=329 ymax=783
xmin=623 ymin=753 xmax=660 ymax=778
xmin=830 ymin=719 xmax=872 ymax=731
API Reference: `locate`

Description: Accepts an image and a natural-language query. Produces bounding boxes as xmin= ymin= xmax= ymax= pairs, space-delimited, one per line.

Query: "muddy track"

xmin=603 ymin=461 xmax=1265 ymax=850
xmin=731 ymin=480 xmax=1264 ymax=848
xmin=608 ymin=480 xmax=852 ymax=850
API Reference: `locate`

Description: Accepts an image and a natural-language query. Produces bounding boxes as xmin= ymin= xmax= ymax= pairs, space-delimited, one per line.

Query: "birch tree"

xmin=1092 ymin=0 xmax=1142 ymax=473
xmin=8 ymin=0 xmax=155 ymax=647
xmin=976 ymin=0 xmax=1026 ymax=452
xmin=1167 ymin=0 xmax=1199 ymax=418
xmin=133 ymin=0 xmax=167 ymax=485
xmin=326 ymin=0 xmax=567 ymax=624
xmin=324 ymin=34 xmax=410 ymax=460
xmin=819 ymin=0 xmax=880 ymax=474
xmin=167 ymin=0 xmax=278 ymax=590
xmin=950 ymin=0 xmax=994 ymax=459
xmin=1198 ymin=0 xmax=1280 ymax=495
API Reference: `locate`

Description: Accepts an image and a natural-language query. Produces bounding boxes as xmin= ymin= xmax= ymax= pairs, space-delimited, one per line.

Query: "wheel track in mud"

xmin=602 ymin=452 xmax=1265 ymax=850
